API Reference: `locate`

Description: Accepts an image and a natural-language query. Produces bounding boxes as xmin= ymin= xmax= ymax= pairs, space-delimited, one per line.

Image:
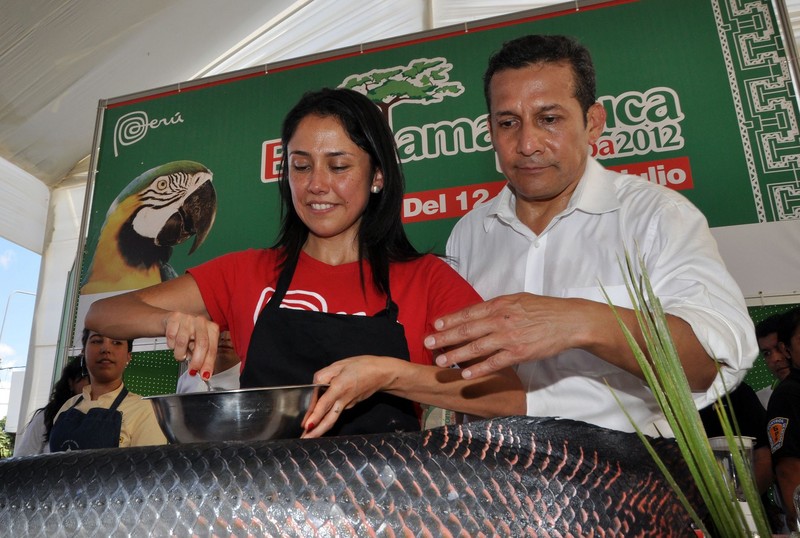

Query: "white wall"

xmin=712 ymin=221 xmax=800 ymax=307
xmin=5 ymin=370 xmax=26 ymax=432
xmin=13 ymin=182 xmax=86 ymax=432
xmin=0 ymin=160 xmax=49 ymax=255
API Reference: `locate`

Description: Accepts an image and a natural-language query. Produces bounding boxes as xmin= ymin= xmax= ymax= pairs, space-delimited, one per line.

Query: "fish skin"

xmin=0 ymin=416 xmax=702 ymax=537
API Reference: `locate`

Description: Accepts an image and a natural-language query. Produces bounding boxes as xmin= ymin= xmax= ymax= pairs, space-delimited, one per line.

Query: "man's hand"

xmin=424 ymin=293 xmax=587 ymax=379
xmin=425 ymin=291 xmax=717 ymax=391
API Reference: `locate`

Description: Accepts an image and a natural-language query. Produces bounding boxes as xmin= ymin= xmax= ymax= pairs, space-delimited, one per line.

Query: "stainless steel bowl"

xmin=145 ymin=384 xmax=326 ymax=443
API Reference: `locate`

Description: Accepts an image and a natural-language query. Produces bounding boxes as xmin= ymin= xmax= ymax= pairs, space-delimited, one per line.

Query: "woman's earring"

xmin=371 ymin=185 xmax=381 ymax=194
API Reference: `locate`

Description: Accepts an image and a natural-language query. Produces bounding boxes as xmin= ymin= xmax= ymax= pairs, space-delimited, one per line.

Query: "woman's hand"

xmin=85 ymin=274 xmax=217 ymax=379
xmin=162 ymin=312 xmax=219 ymax=380
xmin=301 ymin=356 xmax=400 ymax=438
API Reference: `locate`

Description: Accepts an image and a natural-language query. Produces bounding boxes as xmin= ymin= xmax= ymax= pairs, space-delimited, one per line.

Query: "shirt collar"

xmin=483 ymin=184 xmax=513 ymax=232
xmin=482 ymin=157 xmax=620 ymax=233
xmin=83 ymin=382 xmax=125 ymax=402
xmin=570 ymin=157 xmax=620 ymax=215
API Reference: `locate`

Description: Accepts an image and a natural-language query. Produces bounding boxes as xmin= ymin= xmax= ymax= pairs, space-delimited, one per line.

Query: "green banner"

xmin=74 ymin=0 xmax=799 ymax=357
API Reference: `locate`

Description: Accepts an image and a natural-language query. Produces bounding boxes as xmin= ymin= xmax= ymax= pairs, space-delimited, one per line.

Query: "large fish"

xmin=0 ymin=416 xmax=702 ymax=537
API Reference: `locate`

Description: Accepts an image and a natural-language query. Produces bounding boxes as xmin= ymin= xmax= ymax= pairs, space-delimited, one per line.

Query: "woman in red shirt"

xmin=86 ymin=88 xmax=523 ymax=437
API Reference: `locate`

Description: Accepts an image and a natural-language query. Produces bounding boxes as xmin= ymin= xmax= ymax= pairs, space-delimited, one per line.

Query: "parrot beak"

xmin=156 ymin=180 xmax=217 ymax=254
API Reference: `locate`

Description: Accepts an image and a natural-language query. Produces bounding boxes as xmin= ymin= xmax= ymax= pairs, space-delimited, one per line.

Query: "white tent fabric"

xmin=3 ymin=0 xmax=800 ymax=431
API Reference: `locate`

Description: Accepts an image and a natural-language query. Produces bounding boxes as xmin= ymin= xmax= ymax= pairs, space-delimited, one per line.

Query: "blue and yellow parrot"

xmin=80 ymin=160 xmax=217 ymax=294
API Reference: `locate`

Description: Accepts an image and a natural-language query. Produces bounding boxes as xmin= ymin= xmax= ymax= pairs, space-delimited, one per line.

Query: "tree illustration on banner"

xmin=340 ymin=58 xmax=465 ymax=126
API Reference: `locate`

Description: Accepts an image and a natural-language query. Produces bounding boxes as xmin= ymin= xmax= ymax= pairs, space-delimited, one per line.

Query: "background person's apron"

xmin=49 ymin=387 xmax=128 ymax=452
xmin=242 ymin=255 xmax=419 ymax=436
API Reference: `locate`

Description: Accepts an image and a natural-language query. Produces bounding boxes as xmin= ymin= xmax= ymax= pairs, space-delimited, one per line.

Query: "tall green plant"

xmin=603 ymin=252 xmax=771 ymax=537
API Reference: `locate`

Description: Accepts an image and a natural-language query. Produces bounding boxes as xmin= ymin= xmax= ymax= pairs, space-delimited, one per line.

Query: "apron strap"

xmin=268 ymin=253 xmax=299 ymax=309
xmin=108 ymin=387 xmax=129 ymax=411
xmin=69 ymin=395 xmax=85 ymax=409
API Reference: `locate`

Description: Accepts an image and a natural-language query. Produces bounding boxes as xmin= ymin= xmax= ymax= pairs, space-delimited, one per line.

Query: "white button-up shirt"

xmin=176 ymin=363 xmax=240 ymax=393
xmin=447 ymin=157 xmax=757 ymax=435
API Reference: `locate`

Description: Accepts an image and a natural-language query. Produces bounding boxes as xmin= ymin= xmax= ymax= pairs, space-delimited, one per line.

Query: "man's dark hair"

xmin=755 ymin=312 xmax=786 ymax=339
xmin=483 ymin=34 xmax=597 ymax=118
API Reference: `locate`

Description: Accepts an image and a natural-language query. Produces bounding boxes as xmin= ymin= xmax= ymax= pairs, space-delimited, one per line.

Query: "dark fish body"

xmin=0 ymin=416 xmax=701 ymax=537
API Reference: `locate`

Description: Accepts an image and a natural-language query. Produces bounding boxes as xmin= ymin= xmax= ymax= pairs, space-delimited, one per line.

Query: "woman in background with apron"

xmin=86 ymin=88 xmax=524 ymax=437
xmin=49 ymin=329 xmax=166 ymax=451
xmin=13 ymin=355 xmax=88 ymax=456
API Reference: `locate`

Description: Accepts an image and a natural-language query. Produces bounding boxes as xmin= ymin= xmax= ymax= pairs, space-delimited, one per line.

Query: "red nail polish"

xmin=306 ymin=422 xmax=315 ymax=431
xmin=202 ymin=371 xmax=211 ymax=380
xmin=189 ymin=369 xmax=198 ymax=376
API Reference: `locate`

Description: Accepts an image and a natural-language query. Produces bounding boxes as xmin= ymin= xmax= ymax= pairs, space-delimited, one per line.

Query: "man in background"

xmin=176 ymin=331 xmax=240 ymax=393
xmin=756 ymin=312 xmax=791 ymax=408
xmin=767 ymin=307 xmax=800 ymax=530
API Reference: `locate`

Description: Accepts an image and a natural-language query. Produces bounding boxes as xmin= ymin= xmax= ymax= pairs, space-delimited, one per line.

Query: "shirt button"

xmin=533 ymin=241 xmax=540 ymax=248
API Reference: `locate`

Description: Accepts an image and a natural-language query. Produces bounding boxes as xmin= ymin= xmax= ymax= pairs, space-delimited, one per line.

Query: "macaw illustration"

xmin=80 ymin=160 xmax=217 ymax=294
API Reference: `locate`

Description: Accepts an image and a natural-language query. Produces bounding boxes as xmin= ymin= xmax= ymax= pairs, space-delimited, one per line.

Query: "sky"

xmin=0 ymin=236 xmax=41 ymax=419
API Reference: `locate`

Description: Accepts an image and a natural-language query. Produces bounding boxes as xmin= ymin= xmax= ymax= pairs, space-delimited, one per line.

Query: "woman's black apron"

xmin=242 ymin=254 xmax=419 ymax=436
xmin=49 ymin=387 xmax=128 ymax=452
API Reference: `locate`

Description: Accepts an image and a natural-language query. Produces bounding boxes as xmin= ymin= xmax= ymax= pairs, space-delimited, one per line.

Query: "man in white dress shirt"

xmin=424 ymin=34 xmax=757 ymax=435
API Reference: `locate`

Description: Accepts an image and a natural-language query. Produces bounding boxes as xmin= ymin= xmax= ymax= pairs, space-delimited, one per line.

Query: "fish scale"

xmin=0 ymin=416 xmax=702 ymax=537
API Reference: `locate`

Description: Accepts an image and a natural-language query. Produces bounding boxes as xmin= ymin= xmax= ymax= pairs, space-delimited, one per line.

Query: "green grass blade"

xmin=601 ymin=251 xmax=772 ymax=537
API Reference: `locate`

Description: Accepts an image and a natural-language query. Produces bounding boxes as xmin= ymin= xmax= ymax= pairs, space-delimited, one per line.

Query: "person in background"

xmin=700 ymin=382 xmax=772 ymax=494
xmin=176 ymin=330 xmax=240 ymax=393
xmin=756 ymin=312 xmax=791 ymax=408
xmin=699 ymin=379 xmax=788 ymax=534
xmin=767 ymin=306 xmax=800 ymax=530
xmin=424 ymin=34 xmax=757 ymax=436
xmin=85 ymin=87 xmax=525 ymax=438
xmin=705 ymin=311 xmax=793 ymax=533
xmin=13 ymin=356 xmax=89 ymax=456
xmin=49 ymin=329 xmax=166 ymax=451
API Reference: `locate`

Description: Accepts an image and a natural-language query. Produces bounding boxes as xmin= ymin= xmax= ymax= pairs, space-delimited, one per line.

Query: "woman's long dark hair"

xmin=40 ymin=355 xmax=87 ymax=441
xmin=273 ymin=87 xmax=422 ymax=296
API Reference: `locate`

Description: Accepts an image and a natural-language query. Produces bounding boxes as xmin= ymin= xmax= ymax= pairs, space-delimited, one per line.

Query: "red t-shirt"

xmin=188 ymin=249 xmax=481 ymax=369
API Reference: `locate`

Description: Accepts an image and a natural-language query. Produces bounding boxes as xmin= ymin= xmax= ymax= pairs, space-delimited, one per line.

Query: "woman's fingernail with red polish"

xmin=189 ymin=369 xmax=198 ymax=376
xmin=306 ymin=422 xmax=315 ymax=431
xmin=202 ymin=371 xmax=211 ymax=380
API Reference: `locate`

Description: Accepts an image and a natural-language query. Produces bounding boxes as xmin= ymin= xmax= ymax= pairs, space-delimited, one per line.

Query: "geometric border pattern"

xmin=712 ymin=0 xmax=800 ymax=222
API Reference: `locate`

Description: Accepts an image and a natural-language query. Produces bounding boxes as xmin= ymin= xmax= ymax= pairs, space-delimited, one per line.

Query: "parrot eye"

xmin=155 ymin=179 xmax=169 ymax=191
